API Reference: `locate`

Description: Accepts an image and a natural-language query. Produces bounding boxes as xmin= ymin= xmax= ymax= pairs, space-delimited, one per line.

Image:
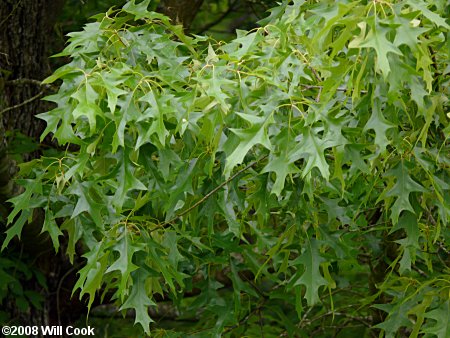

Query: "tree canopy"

xmin=2 ymin=0 xmax=450 ymax=336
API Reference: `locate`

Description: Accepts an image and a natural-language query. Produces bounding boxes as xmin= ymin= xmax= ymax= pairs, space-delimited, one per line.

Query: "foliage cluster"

xmin=2 ymin=0 xmax=450 ymax=336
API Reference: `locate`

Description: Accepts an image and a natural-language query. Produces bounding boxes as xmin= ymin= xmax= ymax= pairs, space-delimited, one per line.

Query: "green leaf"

xmin=288 ymin=129 xmax=330 ymax=180
xmin=122 ymin=0 xmax=152 ymax=20
xmin=7 ymin=2 xmax=449 ymax=336
xmin=392 ymin=211 xmax=420 ymax=248
xmin=65 ymin=153 xmax=90 ymax=180
xmin=95 ymin=71 xmax=128 ymax=114
xmin=198 ymin=66 xmax=234 ymax=114
xmin=221 ymin=30 xmax=263 ymax=60
xmin=6 ymin=179 xmax=40 ymax=224
xmin=71 ymin=83 xmax=104 ymax=134
xmin=408 ymin=0 xmax=450 ymax=29
xmin=41 ymin=208 xmax=63 ymax=253
xmin=293 ymin=238 xmax=327 ymax=306
xmin=54 ymin=110 xmax=81 ymax=145
xmin=393 ymin=212 xmax=420 ymax=274
xmin=137 ymin=91 xmax=170 ymax=147
xmin=73 ymin=242 xmax=109 ymax=313
xmin=349 ymin=22 xmax=402 ymax=77
xmin=1 ymin=210 xmax=31 ymax=251
xmin=393 ymin=17 xmax=428 ymax=50
xmin=106 ymin=230 xmax=143 ymax=301
xmin=42 ymin=64 xmax=82 ymax=84
xmin=224 ymin=113 xmax=273 ymax=177
xmin=68 ymin=181 xmax=103 ymax=227
xmin=60 ymin=218 xmax=83 ymax=264
xmin=119 ymin=269 xmax=156 ymax=335
xmin=57 ymin=22 xmax=101 ymax=56
xmin=165 ymin=159 xmax=197 ymax=218
xmin=112 ymin=149 xmax=147 ymax=211
xmin=262 ymin=128 xmax=300 ymax=196
xmin=408 ymin=294 xmax=433 ymax=338
xmin=384 ymin=161 xmax=427 ymax=224
xmin=422 ymin=301 xmax=450 ymax=338
xmin=162 ymin=231 xmax=184 ymax=267
xmin=262 ymin=151 xmax=300 ymax=196
xmin=374 ymin=301 xmax=415 ymax=337
xmin=364 ymin=96 xmax=395 ymax=153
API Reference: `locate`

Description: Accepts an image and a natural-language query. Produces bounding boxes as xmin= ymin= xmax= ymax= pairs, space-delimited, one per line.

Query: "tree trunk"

xmin=0 ymin=1 xmax=63 ymax=143
xmin=159 ymin=0 xmax=204 ymax=30
xmin=0 ymin=2 xmax=85 ymax=336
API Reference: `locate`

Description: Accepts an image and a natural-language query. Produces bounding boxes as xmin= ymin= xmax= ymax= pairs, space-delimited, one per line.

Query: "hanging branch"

xmin=300 ymin=84 xmax=368 ymax=94
xmin=0 ymin=78 xmax=56 ymax=117
xmin=149 ymin=154 xmax=268 ymax=233
xmin=0 ymin=90 xmax=45 ymax=117
xmin=5 ymin=78 xmax=44 ymax=87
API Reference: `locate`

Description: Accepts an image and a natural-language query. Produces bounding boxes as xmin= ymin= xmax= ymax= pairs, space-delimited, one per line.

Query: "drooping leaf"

xmin=364 ymin=96 xmax=396 ymax=153
xmin=106 ymin=229 xmax=144 ymax=301
xmin=68 ymin=181 xmax=103 ymax=227
xmin=71 ymin=82 xmax=104 ymax=134
xmin=349 ymin=22 xmax=402 ymax=77
xmin=73 ymin=242 xmax=110 ymax=313
xmin=41 ymin=208 xmax=63 ymax=253
xmin=288 ymin=129 xmax=330 ymax=180
xmin=422 ymin=301 xmax=450 ymax=338
xmin=224 ymin=113 xmax=273 ymax=177
xmin=374 ymin=301 xmax=416 ymax=337
xmin=112 ymin=149 xmax=147 ymax=211
xmin=119 ymin=269 xmax=156 ymax=335
xmin=293 ymin=238 xmax=328 ymax=306
xmin=384 ymin=161 xmax=427 ymax=224
xmin=1 ymin=210 xmax=31 ymax=251
xmin=262 ymin=129 xmax=300 ymax=196
xmin=122 ymin=0 xmax=152 ymax=20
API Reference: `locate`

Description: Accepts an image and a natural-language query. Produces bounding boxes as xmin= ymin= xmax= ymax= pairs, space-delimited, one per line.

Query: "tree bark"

xmin=159 ymin=0 xmax=204 ymax=30
xmin=0 ymin=2 xmax=86 ymax=336
xmin=0 ymin=1 xmax=63 ymax=143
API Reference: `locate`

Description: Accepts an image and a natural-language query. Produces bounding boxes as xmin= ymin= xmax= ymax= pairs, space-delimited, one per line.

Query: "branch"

xmin=0 ymin=90 xmax=45 ymax=117
xmin=300 ymin=84 xmax=368 ymax=94
xmin=149 ymin=155 xmax=267 ymax=233
xmin=308 ymin=311 xmax=373 ymax=329
xmin=223 ymin=300 xmax=265 ymax=334
xmin=0 ymin=78 xmax=57 ymax=117
xmin=5 ymin=78 xmax=44 ymax=87
xmin=0 ymin=0 xmax=22 ymax=29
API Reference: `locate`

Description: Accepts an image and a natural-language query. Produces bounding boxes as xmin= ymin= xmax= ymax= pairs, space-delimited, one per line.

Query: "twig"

xmin=258 ymin=307 xmax=265 ymax=338
xmin=1 ymin=77 xmax=57 ymax=117
xmin=0 ymin=0 xmax=23 ymax=29
xmin=309 ymin=65 xmax=321 ymax=83
xmin=300 ymin=84 xmax=368 ymax=94
xmin=298 ymin=305 xmax=314 ymax=328
xmin=0 ymin=90 xmax=45 ymax=117
xmin=411 ymin=264 xmax=428 ymax=278
xmin=5 ymin=77 xmax=58 ymax=90
xmin=223 ymin=300 xmax=265 ymax=334
xmin=149 ymin=155 xmax=268 ymax=233
xmin=57 ymin=266 xmax=78 ymax=329
xmin=5 ymin=78 xmax=44 ymax=87
xmin=437 ymin=241 xmax=449 ymax=255
xmin=426 ymin=207 xmax=437 ymax=226
xmin=315 ymin=86 xmax=322 ymax=102
xmin=309 ymin=311 xmax=373 ymax=328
